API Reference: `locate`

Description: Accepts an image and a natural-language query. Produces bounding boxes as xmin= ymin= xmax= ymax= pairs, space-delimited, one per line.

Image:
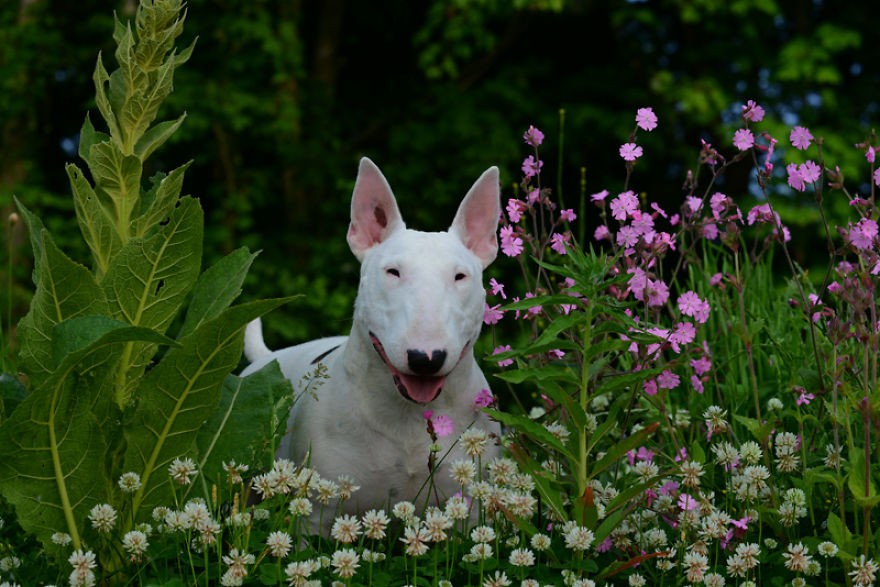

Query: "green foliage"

xmin=0 ymin=0 xmax=293 ymax=574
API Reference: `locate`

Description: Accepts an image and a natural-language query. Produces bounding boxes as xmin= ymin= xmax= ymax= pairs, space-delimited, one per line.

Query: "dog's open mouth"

xmin=369 ymin=333 xmax=445 ymax=404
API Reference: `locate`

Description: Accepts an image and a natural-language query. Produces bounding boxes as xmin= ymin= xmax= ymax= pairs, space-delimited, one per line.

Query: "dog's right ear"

xmin=347 ymin=158 xmax=405 ymax=260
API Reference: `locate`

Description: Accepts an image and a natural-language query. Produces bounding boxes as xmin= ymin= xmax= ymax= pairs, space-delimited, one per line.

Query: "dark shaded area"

xmin=2 ymin=0 xmax=878 ymax=347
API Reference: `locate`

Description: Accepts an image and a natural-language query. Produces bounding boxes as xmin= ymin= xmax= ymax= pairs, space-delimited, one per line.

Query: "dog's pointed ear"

xmin=449 ymin=166 xmax=501 ymax=268
xmin=347 ymin=157 xmax=405 ymax=260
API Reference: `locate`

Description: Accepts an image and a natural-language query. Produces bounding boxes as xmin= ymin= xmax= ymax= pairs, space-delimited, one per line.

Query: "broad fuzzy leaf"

xmin=123 ymin=298 xmax=291 ymax=520
xmin=67 ymin=163 xmax=122 ymax=277
xmin=131 ymin=161 xmax=190 ymax=238
xmin=190 ymin=362 xmax=294 ymax=498
xmin=15 ymin=205 xmax=108 ymax=387
xmin=88 ymin=140 xmax=142 ymax=230
xmin=134 ymin=112 xmax=186 ymax=161
xmin=177 ymin=247 xmax=259 ymax=339
xmin=0 ymin=322 xmax=172 ymax=553
xmin=101 ymin=197 xmax=203 ymax=404
xmin=92 ymin=53 xmax=121 ymax=144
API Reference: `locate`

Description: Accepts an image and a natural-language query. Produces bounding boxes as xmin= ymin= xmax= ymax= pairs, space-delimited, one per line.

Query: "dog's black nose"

xmin=407 ymin=349 xmax=447 ymax=375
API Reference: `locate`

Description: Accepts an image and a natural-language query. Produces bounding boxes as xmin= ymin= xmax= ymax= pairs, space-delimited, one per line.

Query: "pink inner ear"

xmin=348 ymin=158 xmax=404 ymax=259
xmin=451 ymin=167 xmax=501 ymax=267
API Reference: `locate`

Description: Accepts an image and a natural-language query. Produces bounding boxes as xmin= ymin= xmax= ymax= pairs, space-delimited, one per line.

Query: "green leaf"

xmin=0 ymin=373 xmax=27 ymax=422
xmin=134 ymin=112 xmax=186 ymax=161
xmin=88 ymin=140 xmax=142 ymax=231
xmin=123 ymin=298 xmax=292 ymax=520
xmin=67 ymin=163 xmax=121 ymax=277
xmin=92 ymin=53 xmax=121 ymax=143
xmin=133 ymin=162 xmax=190 ymax=237
xmin=178 ymin=247 xmax=259 ymax=338
xmin=191 ymin=362 xmax=294 ymax=497
xmin=16 ymin=221 xmax=108 ymax=387
xmin=589 ymin=422 xmax=658 ymax=478
xmin=0 ymin=323 xmax=173 ymax=553
xmin=119 ymin=49 xmax=178 ymax=153
xmin=101 ymin=197 xmax=203 ymax=404
xmin=485 ymin=408 xmax=577 ymax=462
xmin=494 ymin=364 xmax=576 ymax=385
xmin=77 ymin=114 xmax=110 ymax=166
xmin=847 ymin=447 xmax=880 ymax=507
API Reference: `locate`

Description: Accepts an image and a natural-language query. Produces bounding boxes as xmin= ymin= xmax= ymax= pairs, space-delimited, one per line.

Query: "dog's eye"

xmin=386 ymin=268 xmax=400 ymax=278
xmin=454 ymin=272 xmax=467 ymax=281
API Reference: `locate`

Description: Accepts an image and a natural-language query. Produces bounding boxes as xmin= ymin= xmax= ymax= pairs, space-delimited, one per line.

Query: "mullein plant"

xmin=0 ymin=0 xmax=293 ymax=582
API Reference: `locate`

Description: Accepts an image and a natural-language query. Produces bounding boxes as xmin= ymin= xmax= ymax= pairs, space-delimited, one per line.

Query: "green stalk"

xmin=577 ymin=304 xmax=593 ymax=506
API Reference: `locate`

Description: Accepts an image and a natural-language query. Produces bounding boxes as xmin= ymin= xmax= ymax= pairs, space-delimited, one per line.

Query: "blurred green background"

xmin=1 ymin=0 xmax=878 ymax=353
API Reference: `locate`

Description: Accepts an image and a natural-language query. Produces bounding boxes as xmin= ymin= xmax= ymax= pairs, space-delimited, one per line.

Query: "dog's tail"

xmin=243 ymin=318 xmax=273 ymax=362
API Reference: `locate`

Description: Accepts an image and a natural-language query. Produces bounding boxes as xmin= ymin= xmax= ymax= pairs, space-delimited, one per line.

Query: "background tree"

xmin=1 ymin=0 xmax=877 ymax=354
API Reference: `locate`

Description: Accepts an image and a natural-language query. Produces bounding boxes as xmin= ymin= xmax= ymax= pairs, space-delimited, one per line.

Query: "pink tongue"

xmin=398 ymin=374 xmax=445 ymax=404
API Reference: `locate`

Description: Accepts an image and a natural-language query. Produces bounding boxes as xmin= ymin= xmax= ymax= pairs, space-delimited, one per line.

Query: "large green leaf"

xmin=0 ymin=322 xmax=172 ymax=553
xmin=67 ymin=163 xmax=122 ymax=277
xmin=177 ymin=247 xmax=259 ymax=339
xmin=123 ymin=298 xmax=291 ymax=520
xmin=15 ymin=207 xmax=109 ymax=387
xmin=101 ymin=197 xmax=203 ymax=404
xmin=189 ymin=361 xmax=294 ymax=499
xmin=131 ymin=162 xmax=190 ymax=238
xmin=88 ymin=140 xmax=142 ymax=231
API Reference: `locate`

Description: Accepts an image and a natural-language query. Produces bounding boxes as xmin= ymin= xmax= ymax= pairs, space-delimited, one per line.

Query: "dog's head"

xmin=347 ymin=158 xmax=500 ymax=404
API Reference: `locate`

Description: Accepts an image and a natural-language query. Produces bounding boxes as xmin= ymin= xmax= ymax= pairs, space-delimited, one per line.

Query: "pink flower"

xmin=506 ymin=199 xmax=525 ymax=223
xmin=560 ymin=208 xmax=577 ymax=222
xmin=492 ymin=345 xmax=513 ymax=367
xmin=521 ymin=155 xmax=543 ymax=178
xmin=790 ymin=126 xmax=813 ymax=150
xmin=523 ymin=125 xmax=545 ymax=147
xmin=657 ymin=370 xmax=681 ymax=390
xmin=474 ymin=388 xmax=494 ymax=408
xmin=678 ymin=291 xmax=709 ymax=323
xmin=691 ymin=375 xmax=704 ymax=394
xmin=709 ymin=273 xmax=724 ymax=287
xmin=616 ymin=225 xmax=640 ymax=248
xmin=550 ymin=232 xmax=570 ymax=254
xmin=619 ymin=143 xmax=643 ymax=161
xmin=684 ymin=196 xmax=703 ymax=217
xmin=594 ymin=225 xmax=611 ymax=241
xmin=866 ymin=146 xmax=877 ymax=164
xmin=873 ymin=167 xmax=880 ymax=187
xmin=794 ymin=387 xmax=815 ymax=407
xmin=747 ymin=203 xmax=775 ymax=225
xmin=848 ymin=218 xmax=878 ymax=250
xmin=669 ymin=322 xmax=696 ymax=350
xmin=800 ymin=160 xmax=821 ymax=183
xmin=786 ymin=163 xmax=806 ymax=191
xmin=709 ymin=193 xmax=728 ymax=219
xmin=489 ymin=278 xmax=506 ymax=299
xmin=733 ymin=128 xmax=755 ymax=151
xmin=548 ymin=349 xmax=565 ymax=359
xmin=678 ymin=493 xmax=699 ymax=511
xmin=484 ymin=303 xmax=503 ymax=325
xmin=610 ymin=190 xmax=639 ymax=221
xmin=645 ymin=279 xmax=669 ymax=307
xmin=590 ymin=189 xmax=610 ymax=202
xmin=635 ymin=107 xmax=658 ymax=131
xmin=690 ymin=355 xmax=712 ymax=376
xmin=432 ymin=414 xmax=454 ymax=437
xmin=499 ymin=225 xmax=524 ymax=257
xmin=742 ymin=100 xmax=765 ymax=122
xmin=643 ymin=378 xmax=658 ymax=396
xmin=527 ymin=188 xmax=541 ymax=204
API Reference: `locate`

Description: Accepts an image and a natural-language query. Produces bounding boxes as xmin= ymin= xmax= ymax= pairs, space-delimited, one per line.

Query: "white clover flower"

xmin=314 ymin=478 xmax=339 ymax=504
xmin=51 ymin=531 xmax=72 ymax=546
xmin=168 ymin=457 xmax=198 ymax=485
xmin=563 ymin=524 xmax=594 ymax=552
xmin=483 ymin=570 xmax=511 ymax=587
xmin=449 ymin=458 xmax=477 ymax=486
xmin=444 ymin=495 xmax=470 ymax=520
xmin=221 ymin=548 xmax=254 ymax=585
xmin=289 ymin=497 xmax=313 ymax=517
xmin=683 ymin=551 xmax=708 ymax=583
xmin=266 ymin=530 xmax=292 ymax=558
xmin=151 ymin=506 xmax=170 ymax=522
xmin=470 ymin=525 xmax=496 ymax=544
xmin=361 ymin=549 xmax=386 ymax=563
xmin=0 ymin=556 xmax=20 ymax=572
xmin=271 ymin=458 xmax=297 ymax=494
xmin=400 ymin=525 xmax=431 ymax=557
xmin=361 ymin=509 xmax=390 ymax=540
xmin=530 ymin=532 xmax=551 ymax=551
xmin=88 ymin=503 xmax=117 ymax=533
xmin=336 ymin=475 xmax=360 ymax=500
xmin=253 ymin=507 xmax=271 ymax=521
xmin=469 ymin=542 xmax=493 ymax=560
xmin=330 ymin=514 xmax=362 ymax=544
xmin=183 ymin=500 xmax=211 ymax=529
xmin=330 ymin=548 xmax=360 ymax=579
xmin=508 ymin=547 xmax=535 ymax=567
xmin=850 ymin=555 xmax=879 ymax=587
xmin=703 ymin=572 xmax=725 ymax=587
xmin=229 ymin=512 xmax=252 ymax=528
xmin=766 ymin=397 xmax=784 ymax=412
xmin=117 ymin=471 xmax=142 ymax=493
xmin=223 ymin=460 xmax=249 ymax=484
xmin=488 ymin=457 xmax=518 ymax=485
xmin=199 ymin=519 xmax=221 ymax=545
xmin=424 ymin=508 xmax=452 ymax=542
xmin=628 ymin=572 xmax=647 ymax=587
xmin=738 ymin=441 xmax=763 ymax=464
xmin=285 ymin=559 xmax=319 ymax=587
xmin=460 ymin=428 xmax=489 ymax=457
xmin=392 ymin=501 xmax=416 ymax=523
xmin=122 ymin=530 xmax=149 ymax=562
xmin=818 ymin=541 xmax=839 ymax=557
xmin=68 ymin=549 xmax=97 ymax=574
xmin=782 ymin=542 xmax=812 ymax=573
xmin=164 ymin=510 xmax=189 ymax=532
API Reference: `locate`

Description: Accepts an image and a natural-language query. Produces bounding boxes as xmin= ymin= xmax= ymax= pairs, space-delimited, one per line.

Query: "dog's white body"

xmin=242 ymin=158 xmax=501 ymax=520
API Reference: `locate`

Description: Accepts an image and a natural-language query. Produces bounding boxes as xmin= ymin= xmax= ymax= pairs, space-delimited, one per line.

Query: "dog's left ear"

xmin=449 ymin=166 xmax=501 ymax=268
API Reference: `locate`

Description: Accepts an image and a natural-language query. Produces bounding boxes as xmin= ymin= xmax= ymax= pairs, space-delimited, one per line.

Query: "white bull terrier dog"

xmin=242 ymin=157 xmax=502 ymax=526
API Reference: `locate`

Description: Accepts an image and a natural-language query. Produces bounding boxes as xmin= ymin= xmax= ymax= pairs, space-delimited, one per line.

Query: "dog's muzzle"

xmin=369 ymin=333 xmax=446 ymax=404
